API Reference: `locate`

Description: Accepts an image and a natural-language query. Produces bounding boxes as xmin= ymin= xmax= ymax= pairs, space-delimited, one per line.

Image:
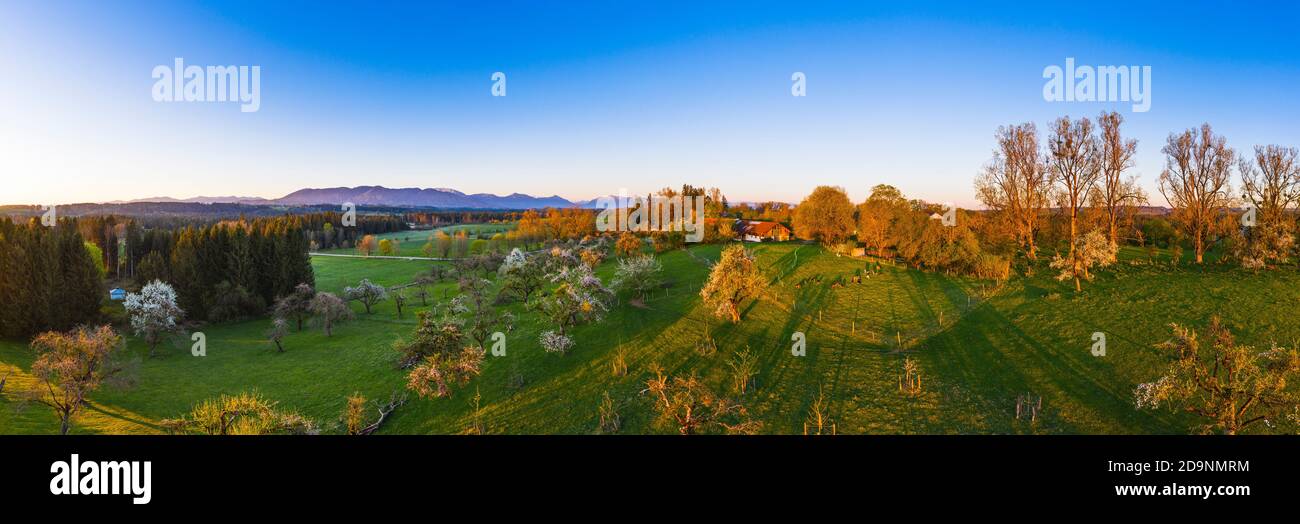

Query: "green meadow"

xmin=2 ymin=241 xmax=1296 ymax=434
xmin=314 ymin=223 xmax=516 ymax=256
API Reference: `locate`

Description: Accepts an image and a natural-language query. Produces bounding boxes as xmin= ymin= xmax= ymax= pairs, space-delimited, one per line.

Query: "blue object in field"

xmin=109 ymin=288 xmax=127 ymax=301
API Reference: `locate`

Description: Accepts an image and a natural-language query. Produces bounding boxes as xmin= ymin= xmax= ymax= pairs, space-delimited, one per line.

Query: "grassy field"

xmin=314 ymin=223 xmax=516 ymax=256
xmin=2 ymin=241 xmax=1298 ymax=435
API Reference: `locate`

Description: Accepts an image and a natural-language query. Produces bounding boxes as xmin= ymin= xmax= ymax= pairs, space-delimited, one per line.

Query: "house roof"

xmin=740 ymin=220 xmax=788 ymax=237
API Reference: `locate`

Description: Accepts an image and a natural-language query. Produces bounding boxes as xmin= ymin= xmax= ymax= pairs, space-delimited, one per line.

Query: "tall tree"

xmin=976 ymin=123 xmax=1052 ymax=259
xmin=792 ymin=186 xmax=856 ymax=247
xmin=1239 ymin=144 xmax=1300 ymax=227
xmin=856 ymin=184 xmax=908 ymax=258
xmin=1048 ymin=116 xmax=1101 ymax=257
xmin=1158 ymin=124 xmax=1236 ymax=264
xmin=1236 ymin=145 xmax=1300 ymax=269
xmin=1096 ymin=112 xmax=1146 ymax=244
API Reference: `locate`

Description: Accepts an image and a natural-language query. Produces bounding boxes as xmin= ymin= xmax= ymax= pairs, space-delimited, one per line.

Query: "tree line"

xmin=130 ymin=216 xmax=315 ymax=322
xmin=977 ymin=113 xmax=1299 ymax=270
xmin=0 ymin=218 xmax=103 ymax=338
xmin=782 ymin=112 xmax=1300 ymax=283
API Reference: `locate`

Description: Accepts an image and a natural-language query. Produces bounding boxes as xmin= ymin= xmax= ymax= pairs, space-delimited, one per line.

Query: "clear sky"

xmin=3 ymin=0 xmax=1298 ymax=207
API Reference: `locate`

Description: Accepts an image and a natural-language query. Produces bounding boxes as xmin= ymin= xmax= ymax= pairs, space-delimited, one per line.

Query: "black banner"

xmin=3 ymin=435 xmax=1289 ymax=511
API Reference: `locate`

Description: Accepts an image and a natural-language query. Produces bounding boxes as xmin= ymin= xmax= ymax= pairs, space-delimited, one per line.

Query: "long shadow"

xmin=917 ymin=298 xmax=1179 ymax=434
xmin=85 ymin=403 xmax=164 ymax=433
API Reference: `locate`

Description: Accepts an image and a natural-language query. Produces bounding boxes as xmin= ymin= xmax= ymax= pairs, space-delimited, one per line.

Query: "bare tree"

xmin=1158 ymin=124 xmax=1236 ymax=264
xmin=1048 ymin=116 xmax=1101 ymax=257
xmin=1096 ymin=112 xmax=1146 ymax=244
xmin=1239 ymin=144 xmax=1300 ymax=226
xmin=644 ymin=364 xmax=760 ymax=435
xmin=267 ymin=318 xmax=288 ymax=353
xmin=308 ymin=292 xmax=353 ymax=336
xmin=976 ymin=123 xmax=1052 ymax=259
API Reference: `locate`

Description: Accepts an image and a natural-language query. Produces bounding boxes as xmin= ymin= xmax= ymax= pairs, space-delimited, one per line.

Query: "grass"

xmin=314 ymin=223 xmax=517 ymax=256
xmin=3 ymin=242 xmax=1299 ymax=434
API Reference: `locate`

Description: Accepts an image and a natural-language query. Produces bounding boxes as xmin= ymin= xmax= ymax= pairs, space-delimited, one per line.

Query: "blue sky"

xmin=3 ymin=0 xmax=1298 ymax=207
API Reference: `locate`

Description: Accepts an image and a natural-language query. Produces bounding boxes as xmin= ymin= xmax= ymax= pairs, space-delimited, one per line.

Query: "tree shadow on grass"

xmin=917 ymin=301 xmax=1178 ymax=434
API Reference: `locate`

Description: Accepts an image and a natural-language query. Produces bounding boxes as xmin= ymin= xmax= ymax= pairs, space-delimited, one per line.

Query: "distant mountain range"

xmin=108 ymin=195 xmax=273 ymax=205
xmin=110 ymin=186 xmax=595 ymax=210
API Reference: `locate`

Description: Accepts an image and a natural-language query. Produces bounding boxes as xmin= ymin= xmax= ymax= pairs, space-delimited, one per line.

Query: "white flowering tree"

xmin=531 ymin=264 xmax=613 ymax=355
xmin=611 ymin=254 xmax=663 ymax=301
xmin=344 ymin=279 xmax=388 ymax=314
xmin=123 ymin=280 xmax=185 ymax=358
xmin=539 ymin=331 xmax=573 ymax=355
xmin=498 ymin=248 xmax=545 ymax=303
xmin=1049 ymin=229 xmax=1118 ymax=292
xmin=1135 ymin=316 xmax=1300 ymax=435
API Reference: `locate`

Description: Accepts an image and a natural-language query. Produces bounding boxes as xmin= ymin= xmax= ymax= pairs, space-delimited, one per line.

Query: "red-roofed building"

xmin=704 ymin=218 xmax=792 ymax=242
xmin=739 ymin=220 xmax=792 ymax=242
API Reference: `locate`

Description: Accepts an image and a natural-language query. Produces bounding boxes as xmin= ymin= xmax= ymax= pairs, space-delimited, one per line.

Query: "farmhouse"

xmin=738 ymin=220 xmax=792 ymax=242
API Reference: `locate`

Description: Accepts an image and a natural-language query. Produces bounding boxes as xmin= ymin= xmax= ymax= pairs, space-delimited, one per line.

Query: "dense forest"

xmin=0 ymin=218 xmax=102 ymax=338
